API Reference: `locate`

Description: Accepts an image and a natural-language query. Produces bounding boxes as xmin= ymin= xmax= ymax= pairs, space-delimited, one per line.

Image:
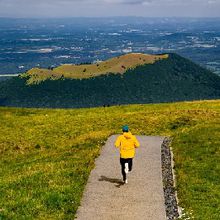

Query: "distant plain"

xmin=0 ymin=17 xmax=220 ymax=76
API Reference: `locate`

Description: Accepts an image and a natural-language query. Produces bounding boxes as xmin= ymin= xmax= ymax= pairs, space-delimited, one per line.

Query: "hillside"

xmin=0 ymin=53 xmax=220 ymax=108
xmin=0 ymin=100 xmax=219 ymax=219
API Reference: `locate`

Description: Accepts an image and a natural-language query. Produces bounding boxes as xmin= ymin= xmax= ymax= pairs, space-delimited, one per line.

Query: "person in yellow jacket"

xmin=115 ymin=125 xmax=140 ymax=184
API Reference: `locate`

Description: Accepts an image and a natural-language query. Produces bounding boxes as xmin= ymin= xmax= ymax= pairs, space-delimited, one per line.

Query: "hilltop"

xmin=0 ymin=53 xmax=220 ymax=108
xmin=25 ymin=53 xmax=168 ymax=84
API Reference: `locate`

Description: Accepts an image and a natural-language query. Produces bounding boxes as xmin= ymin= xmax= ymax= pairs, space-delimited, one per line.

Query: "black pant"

xmin=120 ymin=158 xmax=133 ymax=181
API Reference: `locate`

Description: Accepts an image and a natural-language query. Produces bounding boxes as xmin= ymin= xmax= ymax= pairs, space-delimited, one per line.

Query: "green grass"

xmin=0 ymin=100 xmax=220 ymax=219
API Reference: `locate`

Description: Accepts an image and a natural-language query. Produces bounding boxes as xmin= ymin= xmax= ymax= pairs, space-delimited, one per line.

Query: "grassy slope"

xmin=0 ymin=100 xmax=219 ymax=219
xmin=25 ymin=53 xmax=168 ymax=84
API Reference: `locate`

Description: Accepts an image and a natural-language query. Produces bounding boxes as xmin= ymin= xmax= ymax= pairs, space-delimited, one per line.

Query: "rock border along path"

xmin=76 ymin=135 xmax=167 ymax=220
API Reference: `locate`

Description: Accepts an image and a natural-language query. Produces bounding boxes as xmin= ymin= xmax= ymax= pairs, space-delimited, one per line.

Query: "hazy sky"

xmin=0 ymin=0 xmax=220 ymax=18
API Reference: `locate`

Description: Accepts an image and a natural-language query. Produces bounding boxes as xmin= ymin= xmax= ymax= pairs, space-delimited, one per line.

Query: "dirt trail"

xmin=76 ymin=135 xmax=166 ymax=220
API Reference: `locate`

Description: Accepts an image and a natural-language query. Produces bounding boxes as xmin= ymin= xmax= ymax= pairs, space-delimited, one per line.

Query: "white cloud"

xmin=102 ymin=0 xmax=220 ymax=5
xmin=208 ymin=0 xmax=217 ymax=4
xmin=103 ymin=0 xmax=150 ymax=4
xmin=0 ymin=0 xmax=219 ymax=6
xmin=0 ymin=0 xmax=220 ymax=17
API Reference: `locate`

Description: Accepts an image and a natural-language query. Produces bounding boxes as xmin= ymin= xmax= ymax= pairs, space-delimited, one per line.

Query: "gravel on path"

xmin=161 ymin=137 xmax=180 ymax=220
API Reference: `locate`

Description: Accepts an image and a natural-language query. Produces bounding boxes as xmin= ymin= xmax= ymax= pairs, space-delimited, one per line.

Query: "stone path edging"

xmin=161 ymin=137 xmax=180 ymax=219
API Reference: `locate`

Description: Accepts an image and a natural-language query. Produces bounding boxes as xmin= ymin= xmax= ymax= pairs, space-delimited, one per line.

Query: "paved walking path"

xmin=76 ymin=135 xmax=166 ymax=220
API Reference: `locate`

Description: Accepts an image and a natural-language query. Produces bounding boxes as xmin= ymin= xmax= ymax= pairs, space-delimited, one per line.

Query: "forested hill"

xmin=0 ymin=53 xmax=220 ymax=108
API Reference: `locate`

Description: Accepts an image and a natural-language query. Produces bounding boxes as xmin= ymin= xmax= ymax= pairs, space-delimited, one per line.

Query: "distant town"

xmin=0 ymin=17 xmax=220 ymax=76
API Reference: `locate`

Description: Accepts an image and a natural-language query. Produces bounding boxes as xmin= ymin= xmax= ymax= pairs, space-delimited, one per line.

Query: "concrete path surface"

xmin=75 ymin=135 xmax=166 ymax=220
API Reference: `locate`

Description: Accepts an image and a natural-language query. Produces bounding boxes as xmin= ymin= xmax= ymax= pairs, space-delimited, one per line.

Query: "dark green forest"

xmin=0 ymin=53 xmax=220 ymax=108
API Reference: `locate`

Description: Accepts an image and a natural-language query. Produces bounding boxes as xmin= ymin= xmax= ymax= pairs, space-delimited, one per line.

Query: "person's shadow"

xmin=98 ymin=175 xmax=124 ymax=188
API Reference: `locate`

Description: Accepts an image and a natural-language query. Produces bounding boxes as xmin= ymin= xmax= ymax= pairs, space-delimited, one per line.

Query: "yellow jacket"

xmin=115 ymin=132 xmax=140 ymax=159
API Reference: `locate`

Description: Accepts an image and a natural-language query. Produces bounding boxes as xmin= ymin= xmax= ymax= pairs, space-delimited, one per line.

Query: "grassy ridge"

xmin=25 ymin=53 xmax=168 ymax=84
xmin=0 ymin=100 xmax=220 ymax=219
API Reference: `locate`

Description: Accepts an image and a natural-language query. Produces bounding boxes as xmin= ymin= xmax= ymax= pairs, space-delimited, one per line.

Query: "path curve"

xmin=76 ymin=135 xmax=166 ymax=220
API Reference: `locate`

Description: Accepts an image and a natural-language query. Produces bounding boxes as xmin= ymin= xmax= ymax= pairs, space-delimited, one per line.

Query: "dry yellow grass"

xmin=25 ymin=53 xmax=168 ymax=84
